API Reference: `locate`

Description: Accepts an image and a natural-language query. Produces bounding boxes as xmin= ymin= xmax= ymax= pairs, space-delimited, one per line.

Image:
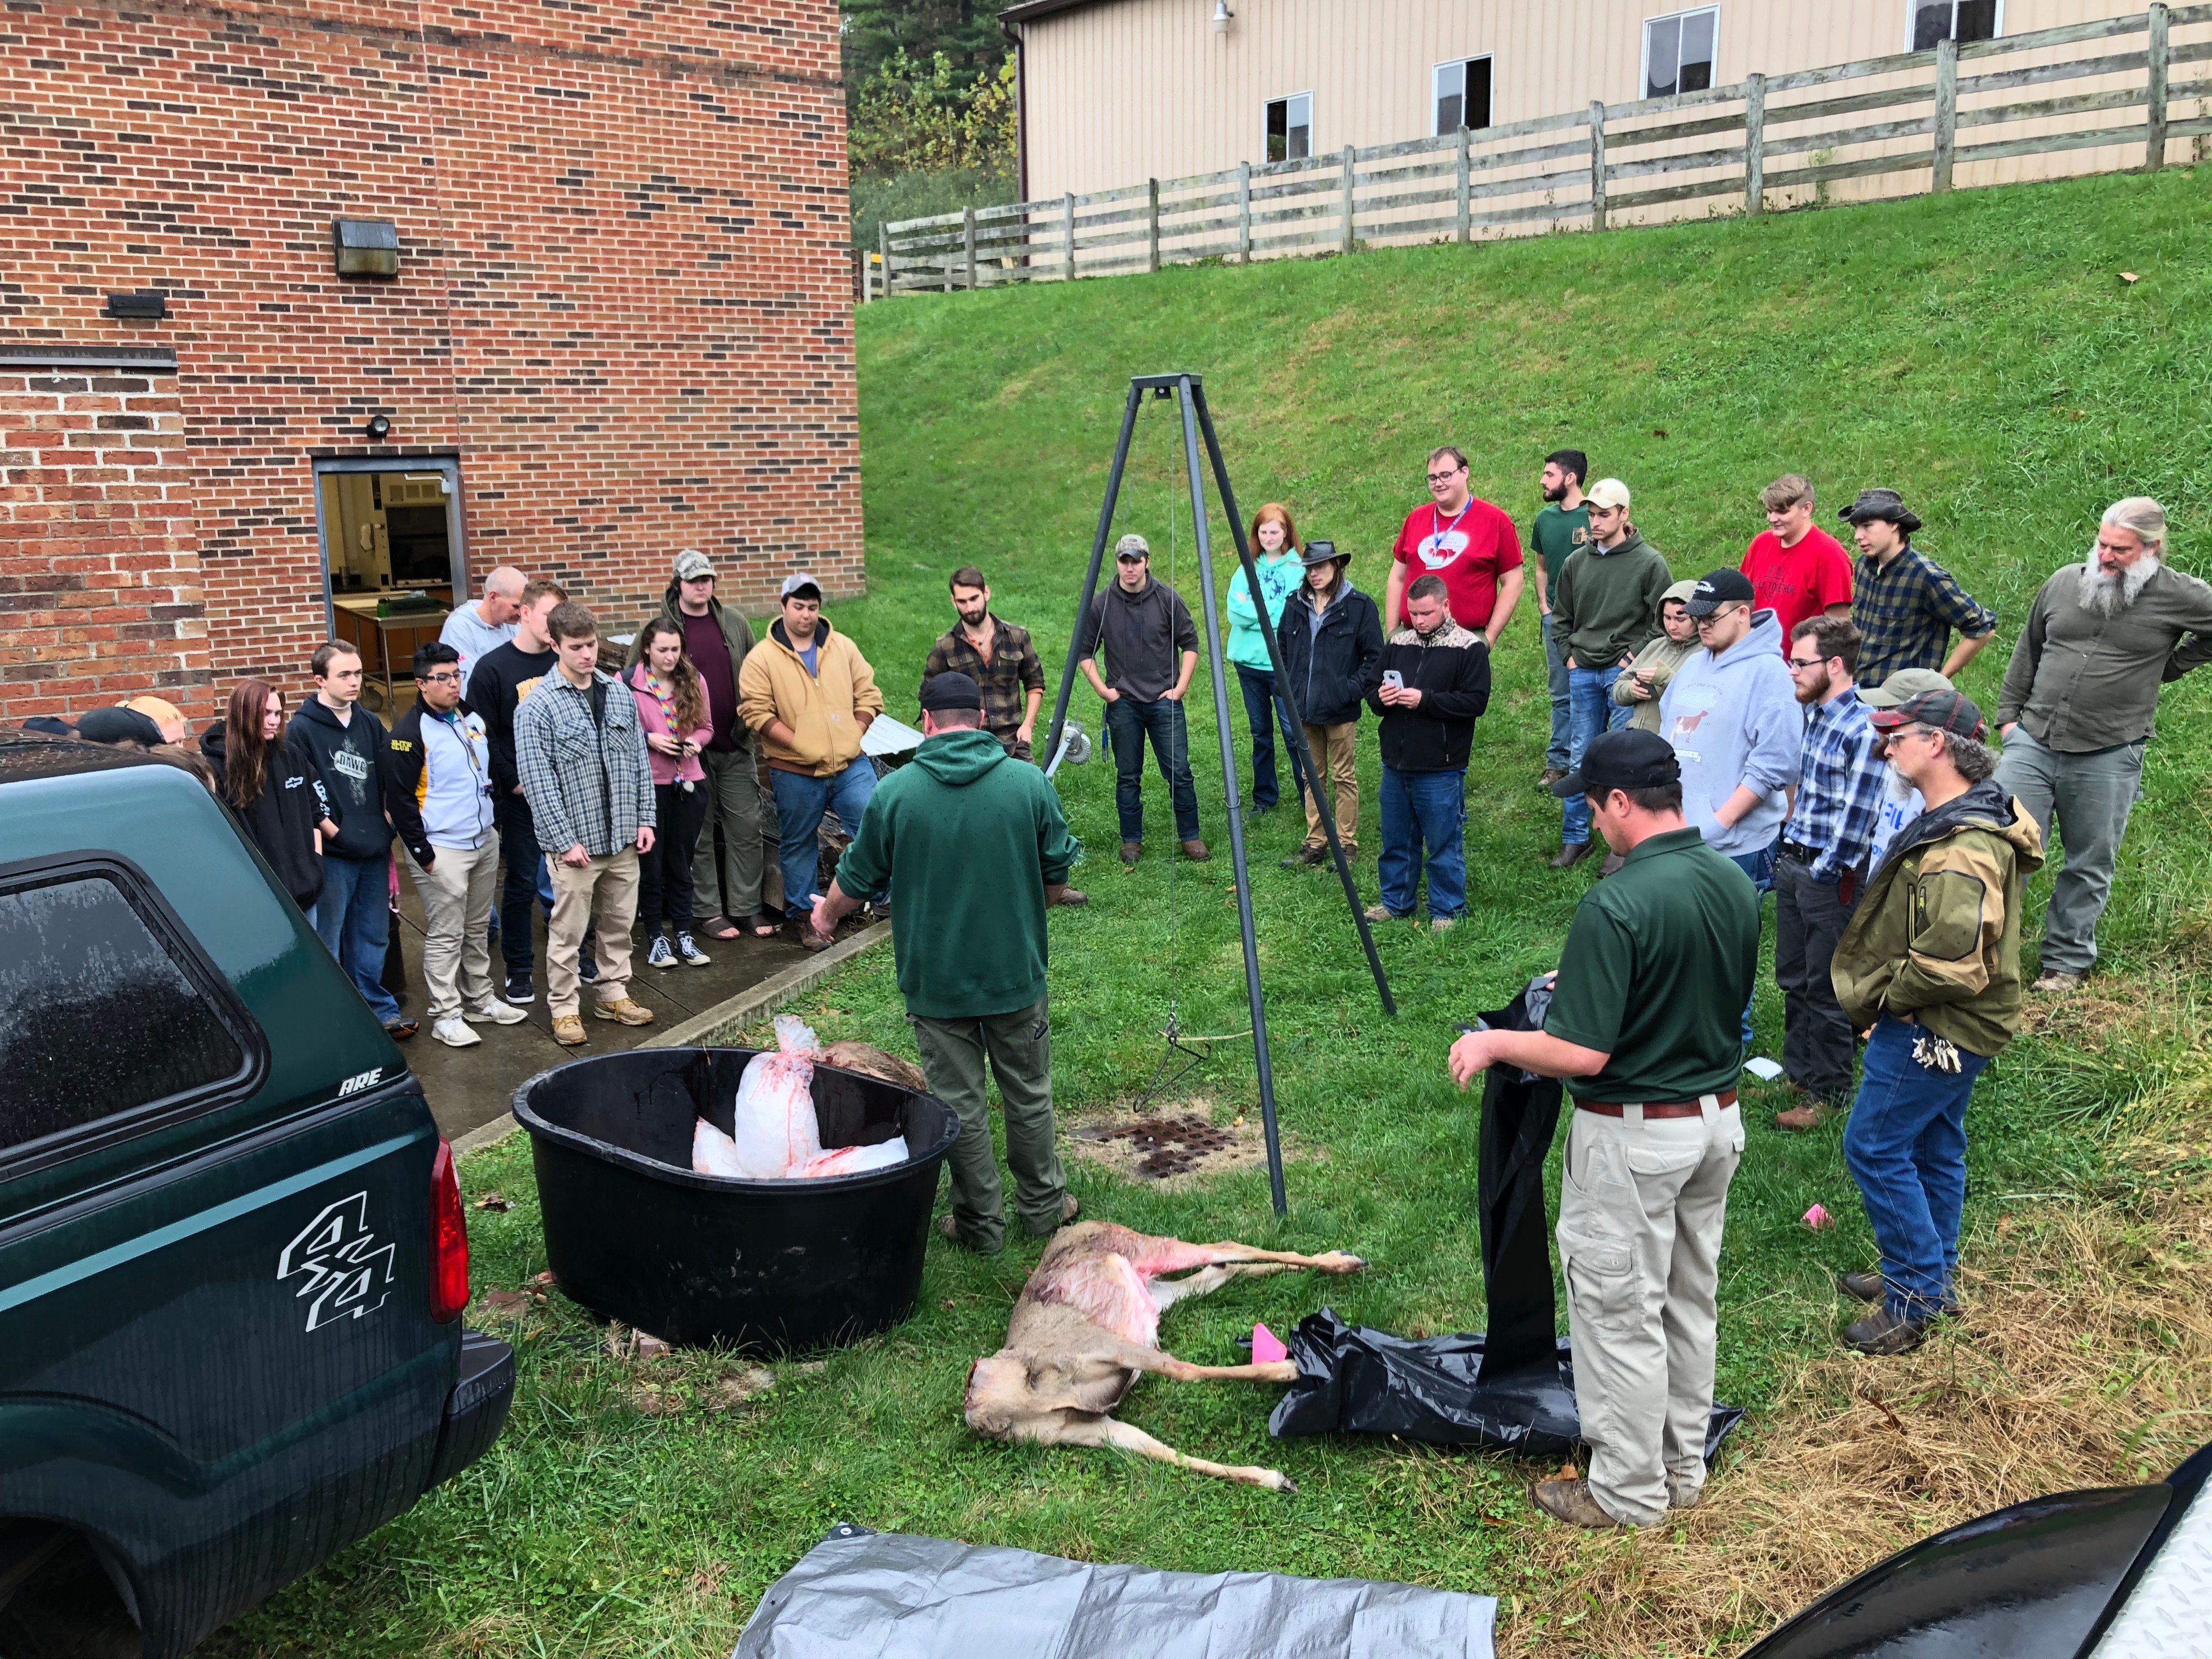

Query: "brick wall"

xmin=0 ymin=0 xmax=857 ymax=722
xmin=0 ymin=359 xmax=210 ymax=722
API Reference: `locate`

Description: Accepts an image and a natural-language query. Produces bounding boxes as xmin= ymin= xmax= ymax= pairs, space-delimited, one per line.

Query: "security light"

xmin=331 ymin=218 xmax=400 ymax=279
xmin=364 ymin=414 xmax=392 ymax=441
xmin=1211 ymin=1 xmax=1233 ymax=32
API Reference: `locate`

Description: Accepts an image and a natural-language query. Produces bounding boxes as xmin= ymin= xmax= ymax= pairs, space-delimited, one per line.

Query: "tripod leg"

xmin=1044 ymin=382 xmax=1143 ymax=766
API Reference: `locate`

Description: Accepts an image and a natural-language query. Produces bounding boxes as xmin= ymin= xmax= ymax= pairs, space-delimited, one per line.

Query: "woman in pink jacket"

xmin=624 ymin=619 xmax=718 ymax=968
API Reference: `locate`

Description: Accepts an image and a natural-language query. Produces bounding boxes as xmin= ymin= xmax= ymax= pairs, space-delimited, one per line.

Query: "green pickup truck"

xmin=0 ymin=729 xmax=512 ymax=1656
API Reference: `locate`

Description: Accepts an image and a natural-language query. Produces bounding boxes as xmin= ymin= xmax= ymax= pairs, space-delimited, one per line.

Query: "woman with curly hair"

xmin=623 ymin=618 xmax=718 ymax=968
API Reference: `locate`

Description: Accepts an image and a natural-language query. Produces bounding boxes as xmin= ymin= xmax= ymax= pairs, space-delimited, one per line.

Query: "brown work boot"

xmin=1529 ymin=1476 xmax=1628 ymax=1531
xmin=1053 ymin=887 xmax=1089 ymax=907
xmin=551 ymin=1014 xmax=586 ymax=1046
xmin=2032 ymin=969 xmax=2084 ymax=993
xmin=1180 ymin=838 xmax=1211 ymax=862
xmin=1120 ymin=840 xmax=1142 ymax=865
xmin=1279 ymin=843 xmax=1326 ymax=869
xmin=593 ymin=996 xmax=657 ymax=1026
xmin=1024 ymin=1192 xmax=1081 ymax=1238
xmin=1775 ymin=1099 xmax=1828 ymax=1132
xmin=797 ymin=926 xmax=837 ymax=953
xmin=1841 ymin=1305 xmax=1931 ymax=1356
xmin=1599 ymin=850 xmax=1627 ymax=877
xmin=1538 ymin=766 xmax=1567 ymax=791
xmin=1837 ymin=1269 xmax=1886 ymax=1303
xmin=1548 ymin=840 xmax=1595 ymax=870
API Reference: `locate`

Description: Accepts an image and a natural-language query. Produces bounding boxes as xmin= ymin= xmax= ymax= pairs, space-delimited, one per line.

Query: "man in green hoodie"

xmin=812 ymin=672 xmax=1082 ymax=1254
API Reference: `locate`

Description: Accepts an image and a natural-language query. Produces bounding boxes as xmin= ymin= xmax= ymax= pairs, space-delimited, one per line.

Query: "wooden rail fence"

xmin=870 ymin=3 xmax=2211 ymax=300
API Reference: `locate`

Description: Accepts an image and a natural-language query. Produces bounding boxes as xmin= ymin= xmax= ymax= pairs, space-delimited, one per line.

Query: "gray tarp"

xmin=734 ymin=1526 xmax=1497 ymax=1659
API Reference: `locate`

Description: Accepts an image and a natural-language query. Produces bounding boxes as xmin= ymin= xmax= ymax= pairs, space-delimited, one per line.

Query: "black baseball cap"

xmin=1553 ymin=728 xmax=1681 ymax=798
xmin=917 ymin=671 xmax=984 ymax=713
xmin=1868 ymin=687 xmax=1987 ymax=740
xmin=1682 ymin=568 xmax=1756 ymax=617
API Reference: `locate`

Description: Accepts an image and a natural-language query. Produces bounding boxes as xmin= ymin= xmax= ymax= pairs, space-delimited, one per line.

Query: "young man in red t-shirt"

xmin=1387 ymin=444 xmax=1525 ymax=644
xmin=1740 ymin=474 xmax=1853 ymax=647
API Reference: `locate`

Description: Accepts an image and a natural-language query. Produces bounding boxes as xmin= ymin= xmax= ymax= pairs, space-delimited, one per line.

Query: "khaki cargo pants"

xmin=1556 ymin=1096 xmax=1743 ymax=1527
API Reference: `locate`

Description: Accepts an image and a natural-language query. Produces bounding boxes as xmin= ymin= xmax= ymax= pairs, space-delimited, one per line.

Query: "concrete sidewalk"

xmin=386 ymin=879 xmax=826 ymax=1139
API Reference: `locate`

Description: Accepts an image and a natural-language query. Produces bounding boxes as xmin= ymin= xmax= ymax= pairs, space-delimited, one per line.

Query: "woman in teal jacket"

xmin=1225 ymin=501 xmax=1308 ymax=813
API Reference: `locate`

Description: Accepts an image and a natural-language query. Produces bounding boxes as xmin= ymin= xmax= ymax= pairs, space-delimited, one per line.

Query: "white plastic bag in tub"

xmin=693 ymin=1015 xmax=909 ymax=1180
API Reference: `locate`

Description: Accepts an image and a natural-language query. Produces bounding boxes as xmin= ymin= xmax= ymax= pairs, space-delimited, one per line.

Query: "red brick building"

xmin=1 ymin=0 xmax=857 ymax=723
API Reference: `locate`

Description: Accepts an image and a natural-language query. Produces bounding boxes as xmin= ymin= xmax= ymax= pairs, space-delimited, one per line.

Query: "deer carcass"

xmin=964 ymin=1221 xmax=1363 ymax=1492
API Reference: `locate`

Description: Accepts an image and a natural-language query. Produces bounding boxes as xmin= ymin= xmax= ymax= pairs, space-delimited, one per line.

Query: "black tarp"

xmin=732 ymin=1526 xmax=1498 ymax=1658
xmin=1268 ymin=975 xmax=1742 ymax=1460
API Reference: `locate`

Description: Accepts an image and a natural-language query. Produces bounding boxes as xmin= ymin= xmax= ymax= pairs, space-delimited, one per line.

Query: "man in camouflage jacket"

xmin=1829 ymin=688 xmax=2042 ymax=1357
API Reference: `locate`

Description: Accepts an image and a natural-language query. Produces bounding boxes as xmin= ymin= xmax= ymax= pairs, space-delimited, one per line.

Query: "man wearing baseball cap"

xmin=625 ymin=550 xmax=769 ymax=940
xmin=737 ymin=571 xmax=885 ymax=950
xmin=1449 ymin=727 xmax=1759 ymax=1530
xmin=814 ymin=672 xmax=1083 ymax=1252
xmin=1840 ymin=488 xmax=1996 ymax=688
xmin=1859 ymin=668 xmax=1954 ymax=872
xmin=1830 ymin=688 xmax=2041 ymax=1355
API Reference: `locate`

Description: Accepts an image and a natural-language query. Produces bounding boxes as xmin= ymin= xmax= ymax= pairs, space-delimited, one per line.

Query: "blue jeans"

xmin=1379 ymin=766 xmax=1467 ymax=919
xmin=1105 ymin=695 xmax=1200 ymax=843
xmin=1843 ymin=1015 xmax=1992 ymax=1319
xmin=314 ymin=850 xmax=403 ymax=1026
xmin=1541 ymin=612 xmax=1571 ymax=771
xmin=771 ymin=757 xmax=878 ymax=913
xmin=1560 ymin=664 xmax=1630 ymax=843
xmin=1728 ymin=844 xmax=1776 ymax=1046
xmin=1234 ymin=664 xmax=1304 ymax=812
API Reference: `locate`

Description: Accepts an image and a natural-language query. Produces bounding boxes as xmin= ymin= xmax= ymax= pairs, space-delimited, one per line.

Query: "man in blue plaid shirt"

xmin=1841 ymin=488 xmax=1996 ymax=687
xmin=1774 ymin=616 xmax=1890 ymax=1131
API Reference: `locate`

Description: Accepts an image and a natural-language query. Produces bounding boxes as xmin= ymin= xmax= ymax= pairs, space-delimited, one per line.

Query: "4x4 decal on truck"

xmin=279 ymin=1192 xmax=397 ymax=1330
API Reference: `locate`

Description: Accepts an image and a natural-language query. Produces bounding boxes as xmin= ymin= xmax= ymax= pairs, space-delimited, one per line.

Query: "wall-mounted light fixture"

xmin=331 ymin=218 xmax=400 ymax=279
xmin=363 ymin=414 xmax=392 ymax=441
xmin=1211 ymin=0 xmax=1233 ymax=32
xmin=105 ymin=291 xmax=168 ymax=320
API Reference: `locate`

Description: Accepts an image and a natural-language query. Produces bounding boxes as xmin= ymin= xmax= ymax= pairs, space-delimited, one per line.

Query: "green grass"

xmin=208 ymin=165 xmax=2212 ymax=1657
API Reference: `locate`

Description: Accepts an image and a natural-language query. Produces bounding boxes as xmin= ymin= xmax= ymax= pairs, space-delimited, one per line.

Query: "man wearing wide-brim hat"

xmin=1839 ymin=488 xmax=1997 ymax=689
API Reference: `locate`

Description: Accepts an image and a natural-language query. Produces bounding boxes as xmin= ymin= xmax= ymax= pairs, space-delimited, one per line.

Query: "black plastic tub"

xmin=511 ymin=1046 xmax=958 ymax=1353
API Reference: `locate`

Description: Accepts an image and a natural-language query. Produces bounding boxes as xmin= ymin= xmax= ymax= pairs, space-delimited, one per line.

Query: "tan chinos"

xmin=1299 ymin=720 xmax=1360 ymax=854
xmin=1555 ymin=1097 xmax=1743 ymax=1526
xmin=546 ymin=849 xmax=640 ymax=1019
xmin=402 ymin=838 xmax=499 ymax=1020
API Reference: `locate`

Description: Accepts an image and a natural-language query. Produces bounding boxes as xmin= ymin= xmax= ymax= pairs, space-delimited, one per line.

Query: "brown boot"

xmin=1528 ymin=1475 xmax=1628 ymax=1531
xmin=1279 ymin=843 xmax=1326 ymax=869
xmin=1053 ymin=887 xmax=1089 ymax=907
xmin=1837 ymin=1269 xmax=1886 ymax=1303
xmin=1598 ymin=850 xmax=1626 ymax=877
xmin=1180 ymin=838 xmax=1211 ymax=862
xmin=1775 ymin=1099 xmax=1827 ymax=1132
xmin=1120 ymin=840 xmax=1142 ymax=865
xmin=1538 ymin=766 xmax=1567 ymax=791
xmin=1548 ymin=840 xmax=1594 ymax=870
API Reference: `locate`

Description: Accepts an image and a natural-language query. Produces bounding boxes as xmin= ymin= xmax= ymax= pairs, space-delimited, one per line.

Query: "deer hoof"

xmin=1320 ymin=1252 xmax=1366 ymax=1273
xmin=1275 ymin=1473 xmax=1300 ymax=1495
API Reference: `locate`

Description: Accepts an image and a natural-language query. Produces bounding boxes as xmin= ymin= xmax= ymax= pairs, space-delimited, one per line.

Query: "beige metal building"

xmin=1001 ymin=0 xmax=2143 ymax=200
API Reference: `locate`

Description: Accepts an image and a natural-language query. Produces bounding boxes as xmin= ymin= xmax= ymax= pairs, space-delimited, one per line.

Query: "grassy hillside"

xmin=212 ymin=167 xmax=2212 ymax=1659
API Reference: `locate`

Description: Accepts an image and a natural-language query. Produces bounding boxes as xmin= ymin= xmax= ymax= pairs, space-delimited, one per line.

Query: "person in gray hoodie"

xmin=1662 ymin=570 xmax=1802 ymax=1041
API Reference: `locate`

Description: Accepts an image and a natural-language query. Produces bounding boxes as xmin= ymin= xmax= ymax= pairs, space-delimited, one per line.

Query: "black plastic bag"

xmin=733 ymin=1525 xmax=1499 ymax=1658
xmin=1269 ymin=1309 xmax=1742 ymax=1460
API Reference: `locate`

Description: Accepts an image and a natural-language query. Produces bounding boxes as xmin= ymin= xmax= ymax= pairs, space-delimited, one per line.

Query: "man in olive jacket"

xmin=812 ymin=673 xmax=1081 ymax=1254
xmin=1830 ymin=688 xmax=2042 ymax=1356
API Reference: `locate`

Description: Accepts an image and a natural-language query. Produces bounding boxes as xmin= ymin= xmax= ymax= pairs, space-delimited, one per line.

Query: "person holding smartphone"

xmin=624 ymin=618 xmax=717 ymax=968
xmin=1367 ymin=572 xmax=1490 ymax=929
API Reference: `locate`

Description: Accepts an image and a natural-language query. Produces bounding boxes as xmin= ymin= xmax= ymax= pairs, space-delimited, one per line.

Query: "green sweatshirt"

xmin=1551 ymin=530 xmax=1673 ymax=669
xmin=832 ymin=727 xmax=1080 ymax=1019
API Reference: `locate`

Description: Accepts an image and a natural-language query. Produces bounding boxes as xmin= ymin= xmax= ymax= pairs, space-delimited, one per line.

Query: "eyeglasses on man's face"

xmin=1426 ymin=468 xmax=1464 ymax=485
xmin=421 ymin=670 xmax=462 ymax=685
xmin=1785 ymin=654 xmax=1827 ymax=672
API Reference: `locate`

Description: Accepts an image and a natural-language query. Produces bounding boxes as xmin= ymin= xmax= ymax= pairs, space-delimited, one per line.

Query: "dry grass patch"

xmin=1491 ymin=1145 xmax=2212 ymax=1658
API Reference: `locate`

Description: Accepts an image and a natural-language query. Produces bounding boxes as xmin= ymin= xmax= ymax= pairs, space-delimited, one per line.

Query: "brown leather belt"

xmin=1574 ymin=1090 xmax=1739 ymax=1119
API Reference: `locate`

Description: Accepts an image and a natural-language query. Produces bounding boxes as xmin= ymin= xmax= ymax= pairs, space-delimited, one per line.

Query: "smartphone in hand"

xmin=1382 ymin=670 xmax=1405 ymax=690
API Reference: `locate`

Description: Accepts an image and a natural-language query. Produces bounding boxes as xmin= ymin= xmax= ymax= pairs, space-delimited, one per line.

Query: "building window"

xmin=1266 ymin=93 xmax=1312 ymax=163
xmin=1911 ymin=0 xmax=2000 ymax=49
xmin=1644 ymin=6 xmax=1719 ymax=100
xmin=1434 ymin=57 xmax=1494 ymax=135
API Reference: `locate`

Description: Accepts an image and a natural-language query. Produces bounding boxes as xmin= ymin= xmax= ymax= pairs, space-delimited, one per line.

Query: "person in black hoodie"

xmin=201 ymin=677 xmax=334 ymax=913
xmin=1274 ymin=539 xmax=1383 ymax=867
xmin=1366 ymin=572 xmax=1492 ymax=928
xmin=288 ymin=641 xmax=415 ymax=1038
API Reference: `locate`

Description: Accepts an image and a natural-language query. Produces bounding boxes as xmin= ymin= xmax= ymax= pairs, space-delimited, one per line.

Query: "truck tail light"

xmin=429 ymin=1138 xmax=470 ymax=1323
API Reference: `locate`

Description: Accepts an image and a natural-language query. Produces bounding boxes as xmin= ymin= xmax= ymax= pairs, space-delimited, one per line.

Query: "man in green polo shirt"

xmin=1449 ymin=727 xmax=1758 ymax=1530
xmin=813 ymin=672 xmax=1082 ymax=1254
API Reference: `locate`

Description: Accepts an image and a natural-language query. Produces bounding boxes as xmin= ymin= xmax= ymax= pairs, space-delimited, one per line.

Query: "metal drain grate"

xmin=1082 ymin=1114 xmax=1242 ymax=1180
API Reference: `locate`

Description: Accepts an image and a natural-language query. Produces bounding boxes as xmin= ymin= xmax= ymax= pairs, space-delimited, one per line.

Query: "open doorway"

xmin=314 ymin=458 xmax=467 ymax=712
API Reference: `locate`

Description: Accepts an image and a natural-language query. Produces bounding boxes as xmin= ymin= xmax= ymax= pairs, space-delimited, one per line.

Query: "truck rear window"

xmin=0 ymin=871 xmax=251 ymax=1154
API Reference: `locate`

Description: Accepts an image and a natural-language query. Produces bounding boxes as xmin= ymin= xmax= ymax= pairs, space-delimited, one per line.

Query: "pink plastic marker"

xmin=1252 ymin=1322 xmax=1289 ymax=1364
xmin=1803 ymin=1203 xmax=1833 ymax=1229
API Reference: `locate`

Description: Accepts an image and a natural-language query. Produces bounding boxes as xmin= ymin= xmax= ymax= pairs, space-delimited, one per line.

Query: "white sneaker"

xmin=432 ymin=1016 xmax=482 ymax=1048
xmin=676 ymin=931 xmax=712 ymax=967
xmin=464 ymin=998 xmax=527 ymax=1026
xmin=646 ymin=935 xmax=676 ymax=970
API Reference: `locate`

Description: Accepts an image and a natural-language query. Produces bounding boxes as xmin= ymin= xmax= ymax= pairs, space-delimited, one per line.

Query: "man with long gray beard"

xmin=1995 ymin=497 xmax=2212 ymax=989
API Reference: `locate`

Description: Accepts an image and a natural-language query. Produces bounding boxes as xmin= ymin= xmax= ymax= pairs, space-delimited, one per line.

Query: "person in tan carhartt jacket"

xmin=737 ymin=573 xmax=886 ymax=949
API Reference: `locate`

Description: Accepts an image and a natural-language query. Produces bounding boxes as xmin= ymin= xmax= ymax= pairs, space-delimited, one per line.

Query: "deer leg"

xmin=1121 ymin=1345 xmax=1298 ymax=1384
xmin=1195 ymin=1240 xmax=1366 ymax=1273
xmin=1148 ymin=1261 xmax=1289 ymax=1313
xmin=1094 ymin=1415 xmax=1297 ymax=1493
